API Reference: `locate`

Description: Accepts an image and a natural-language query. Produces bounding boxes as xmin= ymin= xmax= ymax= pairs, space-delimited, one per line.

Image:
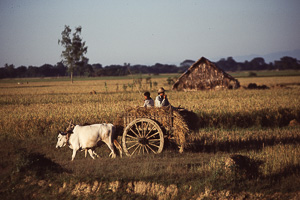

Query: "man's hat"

xmin=157 ymin=87 xmax=165 ymax=94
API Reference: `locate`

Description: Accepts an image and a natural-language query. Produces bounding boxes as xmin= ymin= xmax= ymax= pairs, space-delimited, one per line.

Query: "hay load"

xmin=113 ymin=106 xmax=195 ymax=151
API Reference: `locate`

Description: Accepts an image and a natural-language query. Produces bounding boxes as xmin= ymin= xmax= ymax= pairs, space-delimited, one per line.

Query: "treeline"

xmin=1 ymin=56 xmax=299 ymax=79
xmin=0 ymin=62 xmax=184 ymax=78
xmin=215 ymin=56 xmax=300 ymax=71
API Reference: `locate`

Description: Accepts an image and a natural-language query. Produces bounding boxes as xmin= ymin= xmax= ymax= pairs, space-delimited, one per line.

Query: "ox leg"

xmin=87 ymin=149 xmax=100 ymax=159
xmin=87 ymin=149 xmax=96 ymax=159
xmin=106 ymin=143 xmax=117 ymax=158
xmin=114 ymin=139 xmax=123 ymax=158
xmin=85 ymin=149 xmax=87 ymax=158
xmin=71 ymin=150 xmax=77 ymax=161
xmin=92 ymin=150 xmax=100 ymax=158
xmin=109 ymin=152 xmax=116 ymax=158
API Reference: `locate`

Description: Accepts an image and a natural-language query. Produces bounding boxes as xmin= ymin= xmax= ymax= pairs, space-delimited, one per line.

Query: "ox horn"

xmin=66 ymin=120 xmax=73 ymax=125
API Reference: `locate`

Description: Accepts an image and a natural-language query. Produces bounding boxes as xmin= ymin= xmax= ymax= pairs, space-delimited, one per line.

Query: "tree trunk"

xmin=71 ymin=71 xmax=73 ymax=83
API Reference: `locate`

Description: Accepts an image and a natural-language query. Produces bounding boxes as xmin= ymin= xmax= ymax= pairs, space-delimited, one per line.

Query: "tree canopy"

xmin=58 ymin=25 xmax=88 ymax=83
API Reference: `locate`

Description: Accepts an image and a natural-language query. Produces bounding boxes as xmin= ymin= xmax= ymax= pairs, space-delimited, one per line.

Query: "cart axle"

xmin=138 ymin=137 xmax=148 ymax=145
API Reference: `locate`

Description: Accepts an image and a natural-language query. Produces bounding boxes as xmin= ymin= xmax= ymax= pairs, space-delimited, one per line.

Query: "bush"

xmin=248 ymin=72 xmax=257 ymax=77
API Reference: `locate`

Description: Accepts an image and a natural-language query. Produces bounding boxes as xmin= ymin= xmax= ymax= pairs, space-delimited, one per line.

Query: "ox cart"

xmin=120 ymin=106 xmax=189 ymax=156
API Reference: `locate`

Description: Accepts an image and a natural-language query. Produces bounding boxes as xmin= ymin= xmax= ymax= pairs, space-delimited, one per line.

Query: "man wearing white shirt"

xmin=155 ymin=87 xmax=170 ymax=107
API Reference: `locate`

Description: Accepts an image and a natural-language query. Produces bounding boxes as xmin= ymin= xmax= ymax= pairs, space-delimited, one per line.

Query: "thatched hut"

xmin=172 ymin=57 xmax=240 ymax=91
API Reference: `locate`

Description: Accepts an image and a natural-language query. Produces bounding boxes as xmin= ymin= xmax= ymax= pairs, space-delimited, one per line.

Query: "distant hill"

xmin=229 ymin=49 xmax=300 ymax=63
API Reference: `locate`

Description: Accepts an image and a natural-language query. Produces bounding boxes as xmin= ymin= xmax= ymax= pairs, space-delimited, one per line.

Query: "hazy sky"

xmin=1 ymin=0 xmax=300 ymax=67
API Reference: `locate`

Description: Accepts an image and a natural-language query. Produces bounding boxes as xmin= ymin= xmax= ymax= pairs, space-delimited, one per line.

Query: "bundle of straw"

xmin=172 ymin=109 xmax=189 ymax=150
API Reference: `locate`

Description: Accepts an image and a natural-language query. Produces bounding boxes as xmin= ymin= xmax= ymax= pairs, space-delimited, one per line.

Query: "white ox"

xmin=56 ymin=123 xmax=122 ymax=161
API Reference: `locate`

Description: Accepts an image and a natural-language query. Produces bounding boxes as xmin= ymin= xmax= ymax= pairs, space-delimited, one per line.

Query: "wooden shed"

xmin=172 ymin=57 xmax=240 ymax=91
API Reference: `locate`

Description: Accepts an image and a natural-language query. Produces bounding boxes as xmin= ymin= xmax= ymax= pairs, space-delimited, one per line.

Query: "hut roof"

xmin=172 ymin=57 xmax=239 ymax=91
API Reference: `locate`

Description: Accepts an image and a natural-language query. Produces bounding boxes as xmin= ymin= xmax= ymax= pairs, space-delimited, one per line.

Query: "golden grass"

xmin=0 ymin=76 xmax=299 ymax=137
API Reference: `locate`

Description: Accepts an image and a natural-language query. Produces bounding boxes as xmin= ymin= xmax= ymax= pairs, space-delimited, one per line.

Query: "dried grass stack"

xmin=172 ymin=109 xmax=189 ymax=147
xmin=113 ymin=106 xmax=191 ymax=149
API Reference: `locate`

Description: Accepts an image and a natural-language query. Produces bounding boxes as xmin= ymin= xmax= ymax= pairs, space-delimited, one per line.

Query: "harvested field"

xmin=0 ymin=75 xmax=300 ymax=199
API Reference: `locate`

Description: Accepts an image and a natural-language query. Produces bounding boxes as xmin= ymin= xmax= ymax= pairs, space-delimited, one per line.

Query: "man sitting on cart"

xmin=143 ymin=91 xmax=154 ymax=108
xmin=155 ymin=87 xmax=170 ymax=107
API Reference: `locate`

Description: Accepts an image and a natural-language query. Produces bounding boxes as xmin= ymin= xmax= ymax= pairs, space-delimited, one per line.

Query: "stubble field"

xmin=0 ymin=75 xmax=299 ymax=199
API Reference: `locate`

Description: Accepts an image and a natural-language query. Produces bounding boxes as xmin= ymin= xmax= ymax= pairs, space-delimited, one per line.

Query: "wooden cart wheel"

xmin=122 ymin=118 xmax=164 ymax=156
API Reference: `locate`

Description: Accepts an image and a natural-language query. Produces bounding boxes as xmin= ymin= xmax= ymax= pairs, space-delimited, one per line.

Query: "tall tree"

xmin=58 ymin=25 xmax=88 ymax=83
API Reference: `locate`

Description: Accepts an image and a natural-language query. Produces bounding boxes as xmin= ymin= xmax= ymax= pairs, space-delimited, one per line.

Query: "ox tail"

xmin=113 ymin=139 xmax=123 ymax=158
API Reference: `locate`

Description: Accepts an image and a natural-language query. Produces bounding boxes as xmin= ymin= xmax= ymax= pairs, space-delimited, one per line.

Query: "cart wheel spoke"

xmin=148 ymin=143 xmax=160 ymax=149
xmin=129 ymin=128 xmax=139 ymax=138
xmin=148 ymin=138 xmax=161 ymax=142
xmin=146 ymin=132 xmax=159 ymax=139
xmin=144 ymin=125 xmax=156 ymax=138
xmin=143 ymin=122 xmax=150 ymax=137
xmin=142 ymin=145 xmax=145 ymax=154
xmin=134 ymin=123 xmax=142 ymax=137
xmin=145 ymin=144 xmax=157 ymax=154
xmin=140 ymin=121 xmax=144 ymax=137
xmin=144 ymin=145 xmax=149 ymax=154
xmin=126 ymin=134 xmax=138 ymax=140
xmin=125 ymin=140 xmax=138 ymax=143
xmin=127 ymin=143 xmax=139 ymax=151
xmin=131 ymin=144 xmax=141 ymax=156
